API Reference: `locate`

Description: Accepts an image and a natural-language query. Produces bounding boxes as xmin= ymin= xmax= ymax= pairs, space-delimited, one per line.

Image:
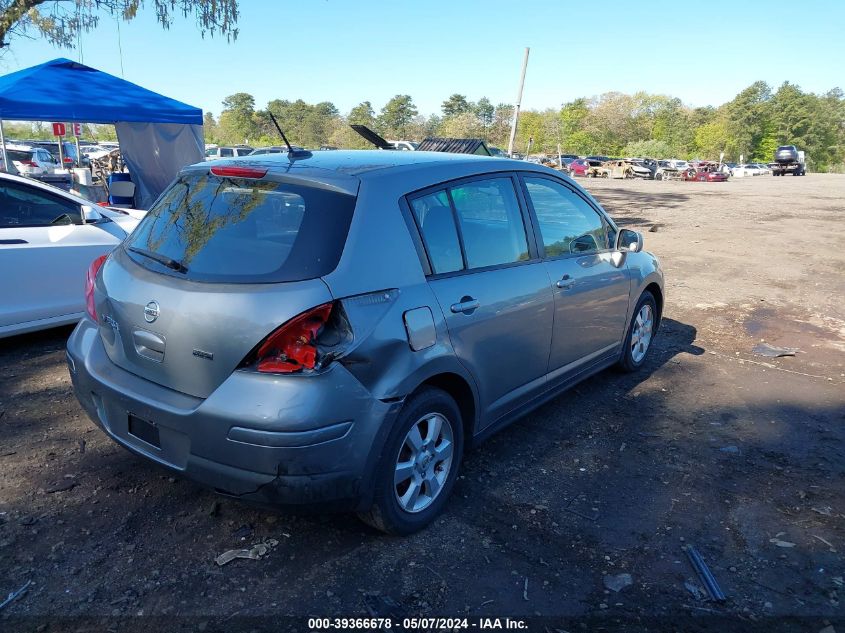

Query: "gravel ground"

xmin=1 ymin=174 xmax=843 ymax=632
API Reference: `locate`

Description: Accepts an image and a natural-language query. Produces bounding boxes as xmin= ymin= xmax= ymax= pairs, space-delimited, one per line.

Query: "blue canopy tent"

xmin=0 ymin=58 xmax=204 ymax=208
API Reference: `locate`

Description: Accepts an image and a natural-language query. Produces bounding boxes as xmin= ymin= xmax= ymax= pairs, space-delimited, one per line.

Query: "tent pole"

xmin=0 ymin=119 xmax=8 ymax=173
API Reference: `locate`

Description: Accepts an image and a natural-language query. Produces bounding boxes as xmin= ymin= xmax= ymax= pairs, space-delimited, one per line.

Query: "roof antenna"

xmin=268 ymin=112 xmax=311 ymax=160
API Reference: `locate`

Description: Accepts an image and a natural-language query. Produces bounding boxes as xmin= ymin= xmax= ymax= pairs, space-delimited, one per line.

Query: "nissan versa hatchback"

xmin=67 ymin=150 xmax=664 ymax=534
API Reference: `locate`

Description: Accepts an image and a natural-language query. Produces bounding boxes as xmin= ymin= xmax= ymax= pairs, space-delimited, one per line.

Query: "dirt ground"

xmin=1 ymin=174 xmax=843 ymax=632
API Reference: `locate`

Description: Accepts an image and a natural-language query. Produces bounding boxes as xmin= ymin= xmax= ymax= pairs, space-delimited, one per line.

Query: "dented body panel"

xmin=67 ymin=150 xmax=664 ymax=510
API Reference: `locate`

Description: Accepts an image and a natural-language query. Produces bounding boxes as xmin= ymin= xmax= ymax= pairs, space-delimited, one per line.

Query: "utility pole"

xmin=507 ymin=47 xmax=530 ymax=157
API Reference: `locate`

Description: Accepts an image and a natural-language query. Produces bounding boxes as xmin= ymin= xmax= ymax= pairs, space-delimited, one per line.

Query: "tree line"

xmin=205 ymin=81 xmax=845 ymax=171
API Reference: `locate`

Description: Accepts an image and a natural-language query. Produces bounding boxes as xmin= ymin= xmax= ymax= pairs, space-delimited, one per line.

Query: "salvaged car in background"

xmin=653 ymin=160 xmax=682 ymax=180
xmin=607 ymin=159 xmax=654 ymax=179
xmin=682 ymin=162 xmax=729 ymax=182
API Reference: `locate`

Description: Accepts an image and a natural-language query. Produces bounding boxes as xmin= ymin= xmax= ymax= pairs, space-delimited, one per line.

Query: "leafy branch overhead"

xmin=0 ymin=0 xmax=239 ymax=49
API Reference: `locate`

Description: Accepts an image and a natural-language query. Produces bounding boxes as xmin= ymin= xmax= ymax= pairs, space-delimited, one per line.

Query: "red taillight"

xmin=21 ymin=159 xmax=38 ymax=167
xmin=253 ymin=303 xmax=335 ymax=374
xmin=210 ymin=166 xmax=268 ymax=179
xmin=85 ymin=255 xmax=107 ymax=321
xmin=63 ymin=157 xmax=73 ymax=164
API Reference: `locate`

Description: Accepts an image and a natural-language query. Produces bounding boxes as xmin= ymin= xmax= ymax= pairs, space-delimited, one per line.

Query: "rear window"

xmin=7 ymin=150 xmax=33 ymax=162
xmin=125 ymin=173 xmax=356 ymax=283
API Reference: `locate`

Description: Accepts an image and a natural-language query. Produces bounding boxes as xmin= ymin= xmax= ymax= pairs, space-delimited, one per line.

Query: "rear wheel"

xmin=358 ymin=387 xmax=464 ymax=535
xmin=617 ymin=291 xmax=658 ymax=372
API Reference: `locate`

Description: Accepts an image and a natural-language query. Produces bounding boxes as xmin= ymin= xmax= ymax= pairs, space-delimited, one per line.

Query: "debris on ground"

xmin=214 ymin=539 xmax=278 ymax=566
xmin=0 ymin=580 xmax=33 ymax=612
xmin=363 ymin=594 xmax=403 ymax=619
xmin=603 ymin=573 xmax=634 ymax=593
xmin=718 ymin=445 xmax=741 ymax=454
xmin=44 ymin=480 xmax=77 ymax=493
xmin=684 ymin=546 xmax=726 ymax=602
xmin=769 ymin=537 xmax=796 ymax=548
xmin=753 ymin=343 xmax=799 ymax=358
xmin=684 ymin=580 xmax=706 ymax=601
xmin=811 ymin=535 xmax=836 ymax=552
xmin=232 ymin=524 xmax=254 ymax=540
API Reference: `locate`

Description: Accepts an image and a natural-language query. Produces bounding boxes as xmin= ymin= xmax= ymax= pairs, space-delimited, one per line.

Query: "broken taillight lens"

xmin=85 ymin=255 xmax=107 ymax=321
xmin=243 ymin=302 xmax=350 ymax=374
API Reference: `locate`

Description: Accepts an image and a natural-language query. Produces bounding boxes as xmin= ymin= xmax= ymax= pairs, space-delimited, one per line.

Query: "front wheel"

xmin=358 ymin=387 xmax=464 ymax=534
xmin=617 ymin=291 xmax=658 ymax=372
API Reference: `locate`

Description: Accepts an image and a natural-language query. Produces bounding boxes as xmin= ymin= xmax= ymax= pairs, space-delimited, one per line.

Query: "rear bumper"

xmin=66 ymin=319 xmax=401 ymax=510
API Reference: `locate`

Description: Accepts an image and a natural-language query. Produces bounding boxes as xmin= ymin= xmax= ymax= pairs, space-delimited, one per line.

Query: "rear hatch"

xmin=94 ymin=164 xmax=358 ymax=399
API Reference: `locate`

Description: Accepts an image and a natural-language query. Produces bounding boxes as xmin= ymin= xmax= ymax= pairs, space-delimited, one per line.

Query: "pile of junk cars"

xmin=547 ymin=156 xmax=732 ymax=182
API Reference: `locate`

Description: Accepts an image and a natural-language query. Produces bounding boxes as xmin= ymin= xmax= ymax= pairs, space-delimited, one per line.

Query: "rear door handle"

xmin=555 ymin=274 xmax=575 ymax=290
xmin=450 ymin=297 xmax=480 ymax=314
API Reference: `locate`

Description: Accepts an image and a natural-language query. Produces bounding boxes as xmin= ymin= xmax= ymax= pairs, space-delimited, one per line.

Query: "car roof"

xmin=0 ymin=171 xmax=94 ymax=206
xmin=223 ymin=149 xmax=512 ymax=176
xmin=194 ymin=149 xmax=557 ymax=198
xmin=5 ymin=143 xmax=36 ymax=151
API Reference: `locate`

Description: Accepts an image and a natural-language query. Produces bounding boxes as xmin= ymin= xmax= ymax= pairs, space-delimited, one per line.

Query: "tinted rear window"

xmin=125 ymin=173 xmax=356 ymax=283
xmin=8 ymin=150 xmax=33 ymax=162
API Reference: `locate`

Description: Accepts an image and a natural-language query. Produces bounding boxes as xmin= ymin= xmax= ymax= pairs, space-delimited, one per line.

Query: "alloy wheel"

xmin=394 ymin=413 xmax=454 ymax=513
xmin=630 ymin=303 xmax=654 ymax=364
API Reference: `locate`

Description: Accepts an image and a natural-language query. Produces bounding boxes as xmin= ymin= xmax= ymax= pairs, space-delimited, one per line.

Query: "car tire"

xmin=358 ymin=387 xmax=464 ymax=535
xmin=655 ymin=172 xmax=663 ymax=181
xmin=617 ymin=291 xmax=658 ymax=373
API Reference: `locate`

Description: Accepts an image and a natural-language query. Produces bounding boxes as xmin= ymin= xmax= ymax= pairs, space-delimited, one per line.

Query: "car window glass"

xmin=220 ymin=148 xmax=234 ymax=157
xmin=410 ymin=190 xmax=463 ymax=274
xmin=236 ymin=148 xmax=252 ymax=156
xmin=0 ymin=182 xmax=82 ymax=227
xmin=127 ymin=173 xmax=356 ymax=283
xmin=449 ymin=178 xmax=529 ymax=269
xmin=523 ymin=177 xmax=610 ymax=257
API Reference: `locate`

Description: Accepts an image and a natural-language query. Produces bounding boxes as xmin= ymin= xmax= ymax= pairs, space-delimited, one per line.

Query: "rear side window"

xmin=523 ymin=177 xmax=610 ymax=257
xmin=410 ymin=191 xmax=462 ymax=274
xmin=220 ymin=148 xmax=234 ymax=157
xmin=450 ymin=178 xmax=529 ymax=268
xmin=409 ymin=176 xmax=530 ymax=275
xmin=125 ymin=173 xmax=356 ymax=283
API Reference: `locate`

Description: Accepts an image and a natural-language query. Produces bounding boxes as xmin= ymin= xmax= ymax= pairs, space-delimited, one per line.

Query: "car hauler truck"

xmin=771 ymin=145 xmax=806 ymax=176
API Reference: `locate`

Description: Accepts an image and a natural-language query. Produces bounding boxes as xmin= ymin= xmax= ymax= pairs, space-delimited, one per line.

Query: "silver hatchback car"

xmin=67 ymin=150 xmax=663 ymax=534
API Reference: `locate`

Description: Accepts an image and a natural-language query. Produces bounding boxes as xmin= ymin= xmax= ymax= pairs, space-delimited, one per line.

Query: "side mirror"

xmin=617 ymin=229 xmax=643 ymax=253
xmin=81 ymin=205 xmax=103 ymax=224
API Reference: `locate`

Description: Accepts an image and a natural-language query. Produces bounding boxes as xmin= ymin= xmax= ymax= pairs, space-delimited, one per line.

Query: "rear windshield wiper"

xmin=128 ymin=246 xmax=188 ymax=274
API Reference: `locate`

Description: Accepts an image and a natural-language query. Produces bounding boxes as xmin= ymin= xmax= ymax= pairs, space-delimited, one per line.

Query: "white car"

xmin=205 ymin=145 xmax=254 ymax=160
xmin=6 ymin=144 xmax=58 ymax=176
xmin=666 ymin=159 xmax=690 ymax=171
xmin=0 ymin=172 xmax=144 ymax=338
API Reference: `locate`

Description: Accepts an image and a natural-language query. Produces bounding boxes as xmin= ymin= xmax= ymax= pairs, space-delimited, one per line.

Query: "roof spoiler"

xmin=350 ymin=125 xmax=394 ymax=150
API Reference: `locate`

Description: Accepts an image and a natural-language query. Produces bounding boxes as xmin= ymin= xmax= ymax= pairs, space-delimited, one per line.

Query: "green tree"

xmin=621 ymin=139 xmax=673 ymax=159
xmin=724 ymin=81 xmax=772 ymax=159
xmin=474 ymin=97 xmax=495 ymax=131
xmin=437 ymin=112 xmax=483 ymax=139
xmin=0 ymin=0 xmax=239 ymax=50
xmin=378 ymin=95 xmax=418 ymax=139
xmin=217 ymin=92 xmax=257 ymax=144
xmin=203 ymin=112 xmax=218 ymax=143
xmin=441 ymin=94 xmax=471 ymax=118
xmin=348 ymin=101 xmax=375 ymax=126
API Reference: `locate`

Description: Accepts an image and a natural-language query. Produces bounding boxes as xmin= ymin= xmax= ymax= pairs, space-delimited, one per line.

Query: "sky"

xmin=1 ymin=0 xmax=843 ymax=117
